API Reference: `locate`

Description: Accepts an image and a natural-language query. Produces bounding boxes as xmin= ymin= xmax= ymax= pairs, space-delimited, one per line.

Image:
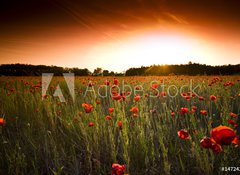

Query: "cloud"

xmin=163 ymin=12 xmax=189 ymax=25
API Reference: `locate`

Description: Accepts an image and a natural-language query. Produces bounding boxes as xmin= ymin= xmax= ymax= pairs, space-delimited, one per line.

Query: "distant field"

xmin=0 ymin=76 xmax=240 ymax=175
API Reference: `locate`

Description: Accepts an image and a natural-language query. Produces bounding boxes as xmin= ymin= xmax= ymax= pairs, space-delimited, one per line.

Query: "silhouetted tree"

xmin=102 ymin=70 xmax=109 ymax=76
xmin=93 ymin=67 xmax=103 ymax=76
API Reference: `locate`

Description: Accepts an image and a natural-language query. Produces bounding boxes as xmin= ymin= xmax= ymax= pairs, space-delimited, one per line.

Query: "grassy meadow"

xmin=0 ymin=76 xmax=240 ymax=175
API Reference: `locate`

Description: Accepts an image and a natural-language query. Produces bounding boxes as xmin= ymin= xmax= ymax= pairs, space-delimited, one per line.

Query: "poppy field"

xmin=0 ymin=76 xmax=240 ymax=175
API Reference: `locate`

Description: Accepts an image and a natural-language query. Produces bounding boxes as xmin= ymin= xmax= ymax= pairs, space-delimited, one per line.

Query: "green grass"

xmin=0 ymin=76 xmax=239 ymax=175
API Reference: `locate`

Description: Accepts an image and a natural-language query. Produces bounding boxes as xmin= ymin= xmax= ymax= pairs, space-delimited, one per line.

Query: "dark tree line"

xmin=0 ymin=63 xmax=240 ymax=76
xmin=0 ymin=64 xmax=122 ymax=76
xmin=0 ymin=64 xmax=91 ymax=76
xmin=125 ymin=63 xmax=240 ymax=76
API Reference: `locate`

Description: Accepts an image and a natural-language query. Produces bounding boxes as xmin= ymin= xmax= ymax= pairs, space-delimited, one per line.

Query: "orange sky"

xmin=0 ymin=0 xmax=240 ymax=72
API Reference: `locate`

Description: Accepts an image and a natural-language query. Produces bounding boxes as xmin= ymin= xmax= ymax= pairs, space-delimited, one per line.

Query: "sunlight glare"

xmin=86 ymin=33 xmax=211 ymax=71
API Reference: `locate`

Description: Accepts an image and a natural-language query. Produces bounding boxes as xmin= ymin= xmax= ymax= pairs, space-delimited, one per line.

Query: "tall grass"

xmin=0 ymin=76 xmax=239 ymax=175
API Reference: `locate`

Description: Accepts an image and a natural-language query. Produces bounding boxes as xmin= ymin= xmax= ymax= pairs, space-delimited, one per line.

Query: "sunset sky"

xmin=1 ymin=0 xmax=240 ymax=72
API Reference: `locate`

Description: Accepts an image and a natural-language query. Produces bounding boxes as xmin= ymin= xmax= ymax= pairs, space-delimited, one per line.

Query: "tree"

xmin=102 ymin=70 xmax=109 ymax=76
xmin=93 ymin=67 xmax=103 ymax=76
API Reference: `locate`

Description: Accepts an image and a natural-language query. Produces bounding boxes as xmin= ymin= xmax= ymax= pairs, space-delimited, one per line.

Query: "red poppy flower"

xmin=191 ymin=93 xmax=196 ymax=97
xmin=181 ymin=92 xmax=187 ymax=97
xmin=96 ymin=100 xmax=101 ymax=104
xmin=113 ymin=78 xmax=119 ymax=85
xmin=171 ymin=112 xmax=175 ymax=117
xmin=199 ymin=96 xmax=205 ymax=101
xmin=111 ymin=163 xmax=125 ymax=175
xmin=88 ymin=122 xmax=94 ymax=127
xmin=130 ymin=107 xmax=139 ymax=114
xmin=185 ymin=96 xmax=191 ymax=100
xmin=88 ymin=82 xmax=93 ymax=87
xmin=135 ymin=86 xmax=141 ymax=90
xmin=200 ymin=110 xmax=207 ymax=116
xmin=200 ymin=137 xmax=214 ymax=149
xmin=160 ymin=91 xmax=167 ymax=97
xmin=178 ymin=129 xmax=190 ymax=139
xmin=112 ymin=94 xmax=122 ymax=101
xmin=118 ymin=121 xmax=123 ymax=129
xmin=105 ymin=80 xmax=110 ymax=86
xmin=151 ymin=83 xmax=158 ymax=89
xmin=180 ymin=107 xmax=189 ymax=114
xmin=105 ymin=116 xmax=112 ymax=120
xmin=228 ymin=119 xmax=238 ymax=127
xmin=211 ymin=143 xmax=223 ymax=154
xmin=210 ymin=125 xmax=237 ymax=145
xmin=224 ymin=81 xmax=234 ymax=87
xmin=120 ymin=92 xmax=126 ymax=101
xmin=192 ymin=106 xmax=197 ymax=112
xmin=108 ymin=108 xmax=114 ymax=114
xmin=230 ymin=112 xmax=237 ymax=118
xmin=232 ymin=137 xmax=238 ymax=145
xmin=210 ymin=95 xmax=217 ymax=101
xmin=134 ymin=95 xmax=140 ymax=102
xmin=82 ymin=103 xmax=94 ymax=113
xmin=0 ymin=118 xmax=6 ymax=126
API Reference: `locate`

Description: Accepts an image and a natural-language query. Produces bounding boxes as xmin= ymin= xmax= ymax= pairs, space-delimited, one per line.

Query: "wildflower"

xmin=185 ymin=96 xmax=191 ymax=100
xmin=199 ymin=96 xmax=205 ymax=101
xmin=210 ymin=95 xmax=217 ymax=101
xmin=160 ymin=91 xmax=167 ymax=97
xmin=113 ymin=78 xmax=119 ymax=85
xmin=88 ymin=122 xmax=94 ymax=127
xmin=211 ymin=143 xmax=223 ymax=154
xmin=134 ymin=95 xmax=140 ymax=102
xmin=108 ymin=108 xmax=114 ymax=114
xmin=96 ymin=100 xmax=101 ymax=104
xmin=181 ymin=92 xmax=187 ymax=97
xmin=178 ymin=129 xmax=190 ymax=139
xmin=82 ymin=103 xmax=94 ymax=113
xmin=118 ymin=121 xmax=123 ymax=129
xmin=200 ymin=137 xmax=214 ymax=149
xmin=0 ymin=118 xmax=6 ymax=126
xmin=88 ymin=81 xmax=93 ymax=87
xmin=130 ymin=107 xmax=139 ymax=114
xmin=210 ymin=125 xmax=237 ymax=145
xmin=105 ymin=80 xmax=110 ymax=86
xmin=192 ymin=106 xmax=197 ymax=112
xmin=232 ymin=137 xmax=239 ymax=145
xmin=112 ymin=94 xmax=122 ymax=101
xmin=111 ymin=163 xmax=125 ymax=175
xmin=228 ymin=119 xmax=238 ymax=127
xmin=200 ymin=110 xmax=207 ymax=116
xmin=191 ymin=93 xmax=196 ymax=97
xmin=135 ymin=86 xmax=141 ymax=90
xmin=230 ymin=112 xmax=237 ymax=118
xmin=151 ymin=83 xmax=158 ymax=89
xmin=105 ymin=116 xmax=112 ymax=120
xmin=200 ymin=136 xmax=223 ymax=154
xmin=120 ymin=92 xmax=126 ymax=101
xmin=180 ymin=107 xmax=189 ymax=114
